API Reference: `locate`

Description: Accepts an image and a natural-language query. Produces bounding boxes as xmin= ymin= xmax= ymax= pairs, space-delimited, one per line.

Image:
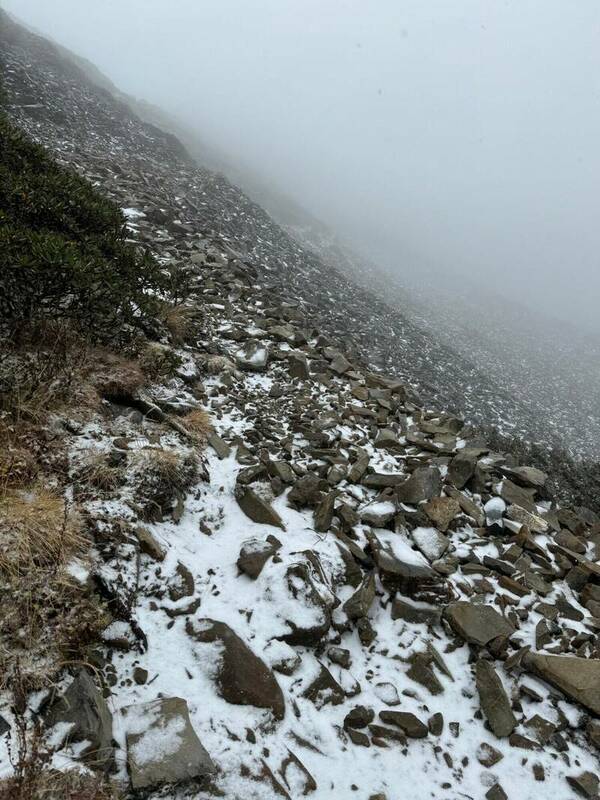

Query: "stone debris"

xmin=123 ymin=697 xmax=215 ymax=790
xmin=4 ymin=15 xmax=600 ymax=799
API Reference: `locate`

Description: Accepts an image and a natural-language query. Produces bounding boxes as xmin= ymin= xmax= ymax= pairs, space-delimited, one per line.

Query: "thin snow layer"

xmin=101 ymin=423 xmax=598 ymax=800
xmin=130 ymin=715 xmax=186 ymax=768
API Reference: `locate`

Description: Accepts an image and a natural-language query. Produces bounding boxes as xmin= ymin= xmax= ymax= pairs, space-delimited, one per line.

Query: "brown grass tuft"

xmin=0 ymin=490 xmax=84 ymax=577
xmin=183 ymin=408 xmax=212 ymax=440
xmin=74 ymin=453 xmax=124 ymax=500
xmin=0 ymin=764 xmax=120 ymax=800
xmin=161 ymin=303 xmax=197 ymax=344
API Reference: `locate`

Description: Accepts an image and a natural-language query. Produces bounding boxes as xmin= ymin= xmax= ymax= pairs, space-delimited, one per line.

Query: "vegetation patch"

xmin=0 ymin=112 xmax=172 ymax=341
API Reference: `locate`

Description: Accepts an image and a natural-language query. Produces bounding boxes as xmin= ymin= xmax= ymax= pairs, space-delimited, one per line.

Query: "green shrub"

xmin=0 ymin=112 xmax=171 ymax=341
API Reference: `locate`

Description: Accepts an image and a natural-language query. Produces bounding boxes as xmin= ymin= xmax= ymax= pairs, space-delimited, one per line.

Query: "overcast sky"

xmin=5 ymin=0 xmax=600 ymax=332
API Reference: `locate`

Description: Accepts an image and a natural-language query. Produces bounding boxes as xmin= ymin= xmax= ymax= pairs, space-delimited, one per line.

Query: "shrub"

xmin=0 ymin=113 xmax=172 ymax=341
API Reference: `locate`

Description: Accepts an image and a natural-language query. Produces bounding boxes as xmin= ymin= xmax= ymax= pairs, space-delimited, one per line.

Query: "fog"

xmin=5 ymin=0 xmax=600 ymax=333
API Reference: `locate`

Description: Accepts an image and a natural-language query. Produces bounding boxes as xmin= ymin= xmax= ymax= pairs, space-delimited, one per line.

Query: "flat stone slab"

xmin=123 ymin=697 xmax=215 ymax=790
xmin=444 ymin=602 xmax=515 ymax=646
xmin=523 ymin=652 xmax=600 ymax=716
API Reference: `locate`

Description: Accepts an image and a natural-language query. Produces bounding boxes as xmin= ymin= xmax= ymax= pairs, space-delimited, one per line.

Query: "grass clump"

xmin=73 ymin=452 xmax=124 ymax=501
xmin=0 ymin=490 xmax=108 ymax=690
xmin=132 ymin=448 xmax=198 ymax=521
xmin=0 ymin=490 xmax=83 ymax=576
xmin=183 ymin=408 xmax=212 ymax=440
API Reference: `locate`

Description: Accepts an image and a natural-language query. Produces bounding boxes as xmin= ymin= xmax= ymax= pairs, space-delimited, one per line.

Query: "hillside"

xmin=1 ymin=10 xmax=600 ymax=800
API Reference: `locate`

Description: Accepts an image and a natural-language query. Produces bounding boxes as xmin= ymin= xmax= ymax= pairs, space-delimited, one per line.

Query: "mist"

xmin=5 ymin=0 xmax=600 ymax=333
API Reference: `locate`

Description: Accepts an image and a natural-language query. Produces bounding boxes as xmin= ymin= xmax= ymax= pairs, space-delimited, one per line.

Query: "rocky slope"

xmin=2 ymin=11 xmax=600 ymax=800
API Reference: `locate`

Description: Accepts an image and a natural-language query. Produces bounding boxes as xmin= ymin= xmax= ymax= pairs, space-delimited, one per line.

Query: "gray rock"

xmin=343 ymin=573 xmax=376 ymax=620
xmin=475 ymin=660 xmax=516 ymax=738
xmin=123 ymin=697 xmax=215 ymax=790
xmin=237 ymin=535 xmax=281 ymax=579
xmin=396 ymin=466 xmax=442 ymax=504
xmin=444 ymin=602 xmax=515 ymax=646
xmin=186 ymin=618 xmax=285 ymax=719
xmin=379 ymin=711 xmax=428 ymax=738
xmin=523 ymin=652 xmax=600 ymax=716
xmin=235 ymin=485 xmax=285 ymax=530
xmin=45 ymin=669 xmax=113 ymax=769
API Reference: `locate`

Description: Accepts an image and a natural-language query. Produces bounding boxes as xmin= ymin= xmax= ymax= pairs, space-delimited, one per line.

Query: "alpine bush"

xmin=0 ymin=111 xmax=171 ymax=341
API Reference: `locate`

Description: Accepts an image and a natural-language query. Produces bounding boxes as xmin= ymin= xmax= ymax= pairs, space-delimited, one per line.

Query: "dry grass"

xmin=86 ymin=349 xmax=145 ymax=402
xmin=183 ymin=407 xmax=212 ymax=440
xmin=0 ymin=489 xmax=108 ymax=690
xmin=132 ymin=448 xmax=198 ymax=521
xmin=0 ymin=442 xmax=38 ymax=491
xmin=161 ymin=302 xmax=196 ymax=344
xmin=0 ymin=772 xmax=120 ymax=800
xmin=138 ymin=341 xmax=182 ymax=381
xmin=74 ymin=453 xmax=124 ymax=500
xmin=0 ymin=490 xmax=84 ymax=577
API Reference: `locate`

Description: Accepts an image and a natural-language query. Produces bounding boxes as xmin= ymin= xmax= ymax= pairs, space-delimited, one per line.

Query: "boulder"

xmin=523 ymin=652 xmax=600 ymax=716
xmin=423 ymin=497 xmax=460 ymax=532
xmin=475 ymin=660 xmax=516 ymax=738
xmin=444 ymin=602 xmax=515 ymax=646
xmin=45 ymin=669 xmax=113 ymax=770
xmin=237 ymin=535 xmax=281 ymax=579
xmin=396 ymin=467 xmax=442 ymax=504
xmin=343 ymin=572 xmax=376 ymax=620
xmin=235 ymin=485 xmax=285 ymax=530
xmin=186 ymin=619 xmax=285 ymax=719
xmin=123 ymin=697 xmax=215 ymax=790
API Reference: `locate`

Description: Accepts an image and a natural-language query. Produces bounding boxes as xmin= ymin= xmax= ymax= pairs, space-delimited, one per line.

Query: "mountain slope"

xmin=2 ymin=11 xmax=600 ymax=800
